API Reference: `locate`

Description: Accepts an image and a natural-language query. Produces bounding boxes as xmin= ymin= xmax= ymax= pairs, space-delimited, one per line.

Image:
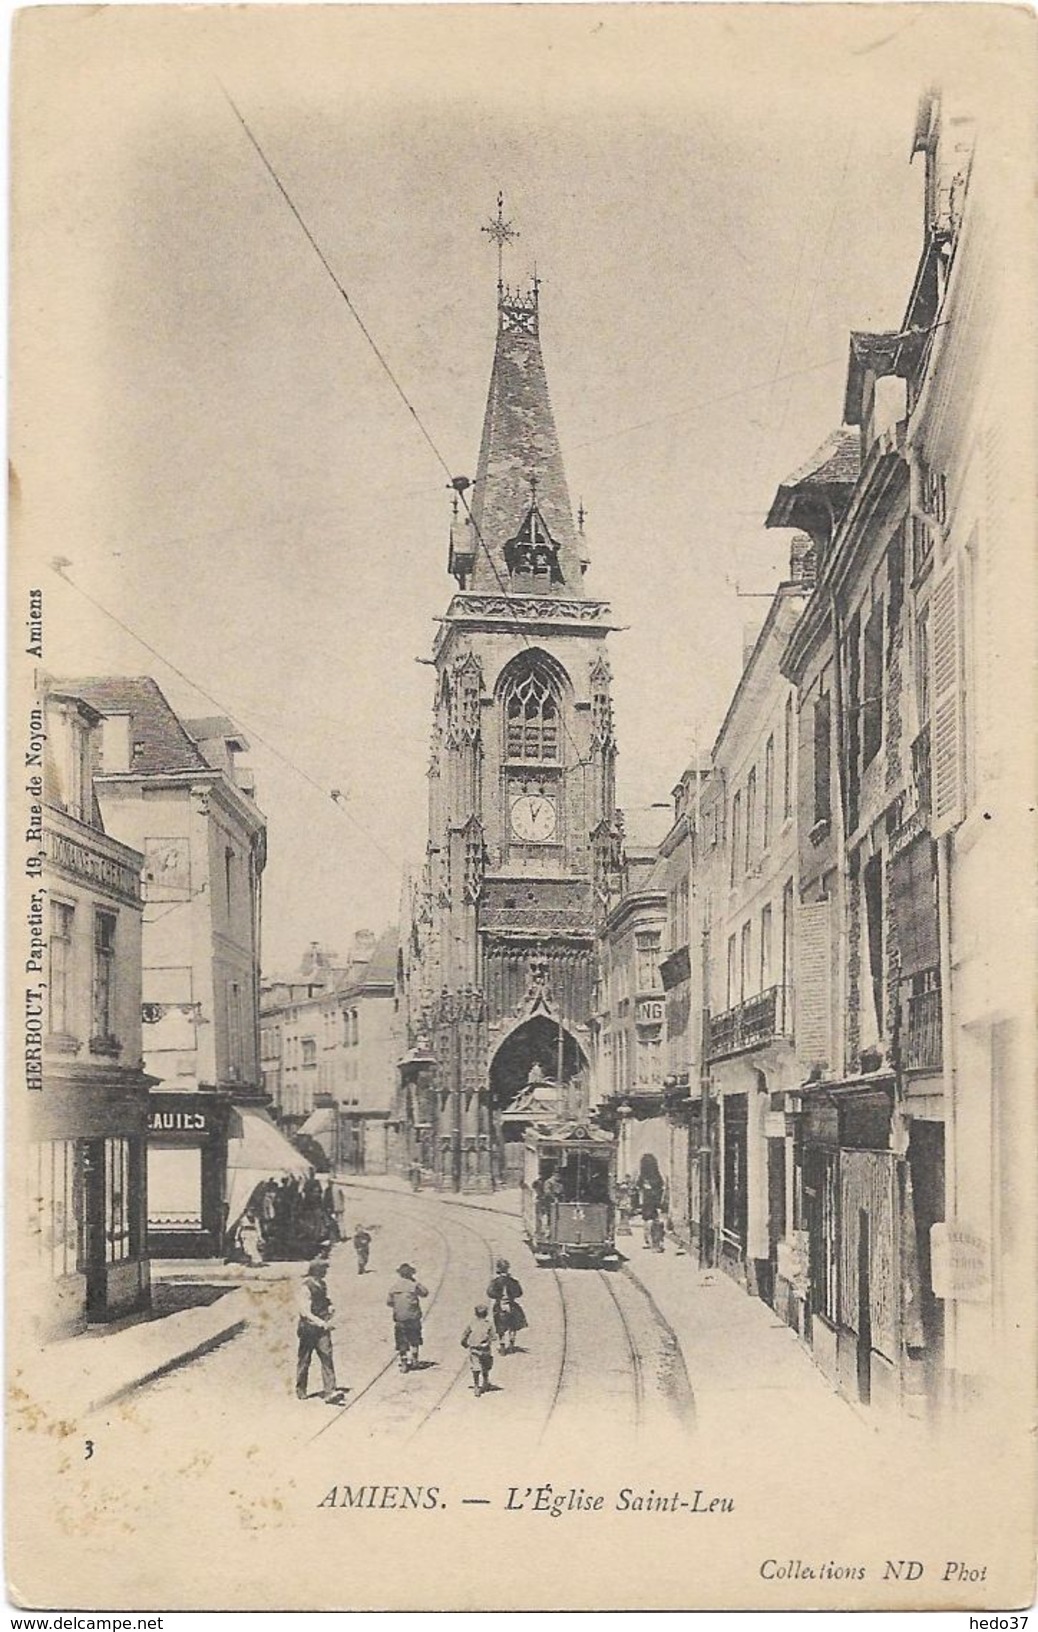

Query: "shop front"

xmin=146 ymin=1092 xmax=230 ymax=1258
xmin=29 ymin=1073 xmax=152 ymax=1336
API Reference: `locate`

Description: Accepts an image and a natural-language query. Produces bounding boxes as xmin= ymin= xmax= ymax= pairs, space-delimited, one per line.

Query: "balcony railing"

xmin=900 ymin=965 xmax=942 ymax=1072
xmin=707 ymin=984 xmax=792 ymax=1062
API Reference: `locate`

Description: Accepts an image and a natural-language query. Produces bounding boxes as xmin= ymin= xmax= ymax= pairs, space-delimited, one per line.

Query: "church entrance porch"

xmin=488 ymin=1014 xmax=588 ymax=1183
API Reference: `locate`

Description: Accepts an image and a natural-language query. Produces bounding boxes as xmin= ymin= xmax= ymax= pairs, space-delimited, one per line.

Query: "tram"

xmin=521 ymin=1119 xmax=619 ymax=1267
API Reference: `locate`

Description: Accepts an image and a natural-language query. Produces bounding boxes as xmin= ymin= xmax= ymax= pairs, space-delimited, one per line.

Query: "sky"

xmin=10 ymin=5 xmax=1010 ymax=974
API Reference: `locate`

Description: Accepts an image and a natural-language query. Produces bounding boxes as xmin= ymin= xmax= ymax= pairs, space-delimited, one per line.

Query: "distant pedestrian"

xmin=486 ymin=1258 xmax=527 ymax=1354
xmin=296 ymin=1260 xmax=346 ymax=1404
xmin=461 ymin=1304 xmax=496 ymax=1396
xmin=387 ymin=1262 xmax=428 ymax=1372
xmin=408 ymin=1160 xmax=422 ymax=1193
xmin=353 ymin=1224 xmax=372 ymax=1275
xmin=236 ymin=1208 xmax=264 ymax=1266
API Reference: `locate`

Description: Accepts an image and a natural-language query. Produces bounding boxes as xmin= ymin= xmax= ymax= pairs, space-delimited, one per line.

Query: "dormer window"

xmin=504 ymin=503 xmax=562 ymax=590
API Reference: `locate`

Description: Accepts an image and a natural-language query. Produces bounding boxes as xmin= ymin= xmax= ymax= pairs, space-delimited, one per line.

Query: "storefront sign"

xmin=764 ymin=1110 xmax=787 ymax=1139
xmin=45 ymin=827 xmax=141 ymax=905
xmin=636 ymin=999 xmax=665 ymax=1026
xmin=148 ymin=1106 xmax=212 ymax=1137
xmin=930 ymin=1222 xmax=991 ymax=1301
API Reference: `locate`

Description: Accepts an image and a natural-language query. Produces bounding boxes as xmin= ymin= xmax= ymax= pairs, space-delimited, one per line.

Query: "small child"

xmin=461 ymin=1303 xmax=496 ymax=1396
xmin=353 ymin=1225 xmax=372 ymax=1275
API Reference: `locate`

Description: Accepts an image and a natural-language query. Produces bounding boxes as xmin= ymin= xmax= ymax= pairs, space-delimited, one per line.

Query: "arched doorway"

xmin=488 ymin=1015 xmax=587 ymax=1183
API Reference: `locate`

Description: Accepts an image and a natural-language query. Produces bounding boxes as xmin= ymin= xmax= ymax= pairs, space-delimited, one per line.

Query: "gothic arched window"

xmin=504 ymin=665 xmax=559 ymax=762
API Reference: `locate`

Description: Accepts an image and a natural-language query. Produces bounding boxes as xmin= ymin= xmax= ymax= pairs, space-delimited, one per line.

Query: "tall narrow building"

xmin=401 ymin=272 xmax=619 ymax=1191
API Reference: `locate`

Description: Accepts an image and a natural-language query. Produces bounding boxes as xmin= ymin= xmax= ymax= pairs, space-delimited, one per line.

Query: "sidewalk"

xmin=619 ymin=1232 xmax=873 ymax=1446
xmin=18 ymin=1259 xmax=298 ymax=1426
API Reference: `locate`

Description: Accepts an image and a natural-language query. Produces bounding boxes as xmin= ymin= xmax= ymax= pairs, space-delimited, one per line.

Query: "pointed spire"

xmin=463 ymin=212 xmax=584 ymax=595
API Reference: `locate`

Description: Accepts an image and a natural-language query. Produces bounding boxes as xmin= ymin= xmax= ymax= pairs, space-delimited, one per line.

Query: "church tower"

xmin=403 ymin=223 xmax=619 ymax=1192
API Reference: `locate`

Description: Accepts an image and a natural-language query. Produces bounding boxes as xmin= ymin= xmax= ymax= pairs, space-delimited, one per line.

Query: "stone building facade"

xmin=24 ymin=686 xmax=153 ymax=1336
xmin=400 ymin=275 xmax=618 ymax=1189
xmin=65 ymin=679 xmax=269 ymax=1258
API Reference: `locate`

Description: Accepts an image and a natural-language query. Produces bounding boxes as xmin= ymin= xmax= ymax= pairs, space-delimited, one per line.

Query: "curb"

xmin=90 ymin=1317 xmax=249 ymax=1414
xmin=338 ymin=1176 xmax=522 ymax=1221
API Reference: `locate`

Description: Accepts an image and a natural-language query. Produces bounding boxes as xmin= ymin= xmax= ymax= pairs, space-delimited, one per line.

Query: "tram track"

xmin=309 ymin=1187 xmax=692 ymax=1448
xmin=311 ymin=1185 xmax=507 ymax=1446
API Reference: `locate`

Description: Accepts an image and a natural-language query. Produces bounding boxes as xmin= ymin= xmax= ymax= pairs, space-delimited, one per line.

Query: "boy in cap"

xmin=296 ymin=1259 xmax=346 ymax=1403
xmin=461 ymin=1304 xmax=496 ymax=1396
xmin=352 ymin=1223 xmax=372 ymax=1275
xmin=386 ymin=1262 xmax=428 ymax=1372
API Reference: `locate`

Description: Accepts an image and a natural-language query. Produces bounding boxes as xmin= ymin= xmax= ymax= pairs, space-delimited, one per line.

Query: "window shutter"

xmin=794 ymin=900 xmax=831 ymax=1068
xmin=930 ymin=561 xmax=963 ymax=835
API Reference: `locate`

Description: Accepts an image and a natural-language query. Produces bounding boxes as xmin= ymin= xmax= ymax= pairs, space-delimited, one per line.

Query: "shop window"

xmin=104 ymin=1137 xmax=132 ymax=1263
xmin=92 ymin=911 xmax=117 ymax=1042
xmin=48 ymin=900 xmax=75 ymax=1035
xmin=148 ymin=1144 xmax=203 ymax=1231
xmin=30 ymin=1140 xmax=82 ymax=1279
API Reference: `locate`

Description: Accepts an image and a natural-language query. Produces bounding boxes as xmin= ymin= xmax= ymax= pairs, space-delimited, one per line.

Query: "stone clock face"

xmin=510 ymin=792 xmax=558 ymax=843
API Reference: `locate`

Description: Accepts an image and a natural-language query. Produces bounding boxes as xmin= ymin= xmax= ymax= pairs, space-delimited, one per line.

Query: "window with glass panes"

xmin=49 ymin=900 xmax=75 ymax=1034
xmin=93 ymin=911 xmax=117 ymax=1039
xmin=104 ymin=1137 xmax=133 ymax=1263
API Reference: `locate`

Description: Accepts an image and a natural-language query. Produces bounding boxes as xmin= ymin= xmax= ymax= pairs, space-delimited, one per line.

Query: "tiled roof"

xmin=184 ymin=715 xmax=247 ymax=747
xmin=779 ymin=426 xmax=861 ymax=490
xmin=337 ymin=926 xmax=399 ymax=995
xmin=58 ymin=677 xmax=210 ymax=775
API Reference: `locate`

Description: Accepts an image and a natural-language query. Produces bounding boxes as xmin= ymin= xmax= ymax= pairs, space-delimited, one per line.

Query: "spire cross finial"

xmin=577 ymin=500 xmax=586 ymax=533
xmin=481 ymin=190 xmax=519 ymax=292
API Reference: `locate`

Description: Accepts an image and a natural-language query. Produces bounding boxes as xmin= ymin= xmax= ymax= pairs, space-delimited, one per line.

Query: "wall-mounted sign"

xmin=930 ymin=1222 xmax=991 ymax=1301
xmin=148 ymin=1105 xmax=212 ymax=1138
xmin=636 ymin=999 xmax=665 ymax=1026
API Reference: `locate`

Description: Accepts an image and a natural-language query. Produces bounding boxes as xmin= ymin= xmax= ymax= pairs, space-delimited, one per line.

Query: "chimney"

xmin=789 ymin=534 xmax=817 ymax=588
xmin=101 ymin=713 xmax=132 ymax=773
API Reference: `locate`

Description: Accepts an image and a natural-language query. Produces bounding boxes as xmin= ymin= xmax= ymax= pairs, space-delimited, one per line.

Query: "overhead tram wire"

xmin=217 ymin=81 xmax=597 ymax=778
xmin=48 ymin=562 xmax=403 ymax=874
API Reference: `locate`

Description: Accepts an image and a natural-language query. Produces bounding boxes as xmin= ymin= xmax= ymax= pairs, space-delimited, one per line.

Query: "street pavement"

xmin=19 ymin=1175 xmax=865 ymax=1454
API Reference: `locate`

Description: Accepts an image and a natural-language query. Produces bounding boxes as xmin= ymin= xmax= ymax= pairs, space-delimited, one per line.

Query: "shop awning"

xmin=299 ymin=1107 xmax=335 ymax=1137
xmin=226 ymin=1106 xmax=312 ymax=1229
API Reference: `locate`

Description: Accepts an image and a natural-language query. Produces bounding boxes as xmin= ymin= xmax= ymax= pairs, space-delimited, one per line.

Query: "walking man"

xmin=296 ymin=1259 xmax=346 ymax=1403
xmin=387 ymin=1262 xmax=428 ymax=1372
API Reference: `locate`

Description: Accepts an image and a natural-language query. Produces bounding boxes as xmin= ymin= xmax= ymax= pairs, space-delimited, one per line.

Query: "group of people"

xmin=617 ymin=1154 xmax=670 ymax=1253
xmin=234 ymin=1175 xmax=341 ymax=1265
xmin=295 ymin=1243 xmax=528 ymax=1405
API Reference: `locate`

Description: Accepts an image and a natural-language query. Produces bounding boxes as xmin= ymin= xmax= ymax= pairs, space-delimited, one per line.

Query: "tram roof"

xmin=524 ymin=1119 xmax=614 ymax=1149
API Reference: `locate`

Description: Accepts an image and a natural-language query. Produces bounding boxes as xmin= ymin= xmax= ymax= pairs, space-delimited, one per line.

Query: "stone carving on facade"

xmin=447 ymin=595 xmax=608 ymax=623
xmin=523 ymin=954 xmax=555 ymax=1015
xmin=462 ymin=815 xmax=486 ymax=904
xmin=453 ymin=652 xmax=484 ymax=745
